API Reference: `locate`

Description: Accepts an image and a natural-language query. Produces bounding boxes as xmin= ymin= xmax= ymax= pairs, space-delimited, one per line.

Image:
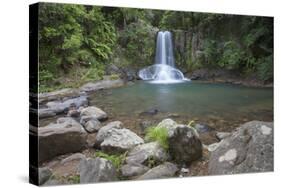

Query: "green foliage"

xmin=94 ymin=151 xmax=127 ymax=170
xmin=118 ymin=19 xmax=155 ymax=66
xmin=67 ymin=175 xmax=80 ymax=184
xmin=38 ymin=3 xmax=116 ymax=90
xmin=38 ymin=3 xmax=273 ymax=91
xmin=145 ymin=127 xmax=169 ymax=150
xmin=257 ymin=55 xmax=273 ymax=81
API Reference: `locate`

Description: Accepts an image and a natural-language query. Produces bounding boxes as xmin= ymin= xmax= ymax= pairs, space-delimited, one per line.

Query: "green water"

xmin=89 ymin=81 xmax=273 ymax=132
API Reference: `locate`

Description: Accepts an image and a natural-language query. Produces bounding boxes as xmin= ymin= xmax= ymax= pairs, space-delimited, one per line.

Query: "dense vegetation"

xmin=38 ymin=3 xmax=273 ymax=92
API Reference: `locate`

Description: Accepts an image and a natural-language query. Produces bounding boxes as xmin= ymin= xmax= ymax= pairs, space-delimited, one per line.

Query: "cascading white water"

xmin=138 ymin=31 xmax=189 ymax=84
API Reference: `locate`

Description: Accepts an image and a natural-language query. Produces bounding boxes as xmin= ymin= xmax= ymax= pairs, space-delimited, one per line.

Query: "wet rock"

xmin=216 ymin=132 xmax=231 ymax=141
xmin=194 ymin=123 xmax=214 ymax=134
xmin=101 ymin=128 xmax=144 ymax=154
xmin=80 ymin=79 xmax=124 ymax=92
xmin=80 ymin=106 xmax=108 ymax=121
xmin=38 ymin=167 xmax=52 ymax=185
xmin=121 ymin=164 xmax=149 ymax=178
xmin=139 ymin=108 xmax=159 ymax=116
xmin=79 ymin=157 xmax=117 ymax=183
xmin=95 ymin=121 xmax=123 ymax=146
xmin=126 ymin=142 xmax=169 ymax=165
xmin=209 ymin=121 xmax=273 ymax=175
xmin=168 ymin=126 xmax=202 ymax=163
xmin=38 ymin=117 xmax=87 ymax=163
xmin=137 ymin=162 xmax=178 ymax=180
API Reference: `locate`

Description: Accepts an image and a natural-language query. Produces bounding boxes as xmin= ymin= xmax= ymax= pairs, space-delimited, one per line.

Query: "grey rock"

xmin=121 ymin=164 xmax=149 ymax=178
xmin=80 ymin=106 xmax=108 ymax=121
xmin=216 ymin=132 xmax=231 ymax=141
xmin=157 ymin=118 xmax=179 ymax=137
xmin=95 ymin=121 xmax=123 ymax=146
xmin=38 ymin=117 xmax=87 ymax=163
xmin=38 ymin=167 xmax=52 ymax=185
xmin=39 ymin=88 xmax=84 ymax=104
xmin=194 ymin=123 xmax=214 ymax=134
xmin=38 ymin=108 xmax=56 ymax=118
xmin=61 ymin=153 xmax=86 ymax=165
xmin=79 ymin=157 xmax=117 ymax=183
xmin=101 ymin=128 xmax=144 ymax=154
xmin=84 ymin=119 xmax=101 ymax=133
xmin=80 ymin=79 xmax=124 ymax=92
xmin=126 ymin=142 xmax=169 ymax=165
xmin=139 ymin=120 xmax=154 ymax=134
xmin=168 ymin=126 xmax=202 ymax=163
xmin=39 ymin=96 xmax=88 ymax=118
xmin=138 ymin=162 xmax=178 ymax=180
xmin=43 ymin=179 xmax=63 ymax=186
xmin=209 ymin=121 xmax=273 ymax=175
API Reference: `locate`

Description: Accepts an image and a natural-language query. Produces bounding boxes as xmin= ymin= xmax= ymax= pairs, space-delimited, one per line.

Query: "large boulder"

xmin=79 ymin=157 xmax=117 ymax=183
xmin=101 ymin=128 xmax=144 ymax=154
xmin=137 ymin=162 xmax=178 ymax=180
xmin=208 ymin=121 xmax=273 ymax=175
xmin=95 ymin=121 xmax=123 ymax=146
xmin=126 ymin=142 xmax=169 ymax=165
xmin=80 ymin=106 xmax=108 ymax=121
xmin=121 ymin=164 xmax=149 ymax=178
xmin=168 ymin=126 xmax=202 ymax=163
xmin=38 ymin=117 xmax=87 ymax=163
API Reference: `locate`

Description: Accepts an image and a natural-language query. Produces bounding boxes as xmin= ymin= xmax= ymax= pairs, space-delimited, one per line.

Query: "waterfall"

xmin=138 ymin=31 xmax=189 ymax=84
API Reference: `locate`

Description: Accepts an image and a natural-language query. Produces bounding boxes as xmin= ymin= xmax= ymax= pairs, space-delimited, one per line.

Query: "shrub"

xmin=145 ymin=127 xmax=169 ymax=150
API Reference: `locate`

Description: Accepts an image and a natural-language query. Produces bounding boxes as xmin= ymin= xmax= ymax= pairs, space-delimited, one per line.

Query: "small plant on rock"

xmin=94 ymin=151 xmax=127 ymax=170
xmin=145 ymin=126 xmax=169 ymax=150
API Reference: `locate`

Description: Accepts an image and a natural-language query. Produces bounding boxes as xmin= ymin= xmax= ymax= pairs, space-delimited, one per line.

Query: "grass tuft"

xmin=145 ymin=126 xmax=169 ymax=150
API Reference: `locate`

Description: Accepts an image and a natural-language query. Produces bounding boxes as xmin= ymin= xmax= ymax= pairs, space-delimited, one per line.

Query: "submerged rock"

xmin=168 ymin=126 xmax=202 ymax=163
xmin=79 ymin=157 xmax=117 ymax=183
xmin=101 ymin=128 xmax=144 ymax=154
xmin=194 ymin=123 xmax=214 ymax=134
xmin=38 ymin=117 xmax=87 ymax=163
xmin=126 ymin=142 xmax=169 ymax=165
xmin=121 ymin=164 xmax=149 ymax=178
xmin=137 ymin=162 xmax=178 ymax=180
xmin=209 ymin=121 xmax=273 ymax=175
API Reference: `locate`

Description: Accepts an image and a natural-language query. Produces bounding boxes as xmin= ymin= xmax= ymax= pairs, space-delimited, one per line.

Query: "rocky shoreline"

xmin=33 ymin=105 xmax=273 ymax=185
xmin=32 ymin=77 xmax=273 ymax=185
